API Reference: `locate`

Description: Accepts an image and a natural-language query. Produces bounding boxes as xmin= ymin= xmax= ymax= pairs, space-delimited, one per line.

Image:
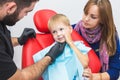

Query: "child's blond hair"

xmin=48 ymin=14 xmax=71 ymax=30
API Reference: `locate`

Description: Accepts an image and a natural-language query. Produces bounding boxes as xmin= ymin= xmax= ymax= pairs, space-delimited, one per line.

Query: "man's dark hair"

xmin=0 ymin=0 xmax=39 ymax=9
xmin=0 ymin=0 xmax=14 ymax=6
xmin=15 ymin=0 xmax=39 ymax=9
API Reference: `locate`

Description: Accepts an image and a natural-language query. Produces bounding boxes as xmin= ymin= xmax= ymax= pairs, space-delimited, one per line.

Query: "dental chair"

xmin=22 ymin=9 xmax=101 ymax=80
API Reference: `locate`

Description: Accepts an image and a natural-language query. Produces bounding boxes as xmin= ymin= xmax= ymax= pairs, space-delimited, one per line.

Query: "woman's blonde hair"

xmin=84 ymin=0 xmax=116 ymax=56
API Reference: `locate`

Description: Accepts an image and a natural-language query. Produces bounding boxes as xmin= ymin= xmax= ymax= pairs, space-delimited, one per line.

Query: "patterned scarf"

xmin=74 ymin=21 xmax=109 ymax=72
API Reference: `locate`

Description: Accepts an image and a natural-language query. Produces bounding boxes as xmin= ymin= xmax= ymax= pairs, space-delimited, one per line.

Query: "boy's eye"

xmin=60 ymin=28 xmax=64 ymax=31
xmin=52 ymin=31 xmax=56 ymax=34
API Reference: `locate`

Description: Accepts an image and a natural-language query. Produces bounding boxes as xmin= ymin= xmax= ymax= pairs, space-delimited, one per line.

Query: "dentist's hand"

xmin=18 ymin=28 xmax=36 ymax=45
xmin=45 ymin=42 xmax=66 ymax=62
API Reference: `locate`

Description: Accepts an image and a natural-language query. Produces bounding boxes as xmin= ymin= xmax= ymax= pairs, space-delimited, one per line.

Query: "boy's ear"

xmin=6 ymin=2 xmax=17 ymax=15
xmin=69 ymin=26 xmax=73 ymax=33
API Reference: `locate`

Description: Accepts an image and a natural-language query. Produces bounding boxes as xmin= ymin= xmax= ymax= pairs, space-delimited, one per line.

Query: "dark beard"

xmin=1 ymin=10 xmax=19 ymax=26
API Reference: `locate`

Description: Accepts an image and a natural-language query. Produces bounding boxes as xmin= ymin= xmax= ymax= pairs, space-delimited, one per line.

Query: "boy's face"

xmin=49 ymin=22 xmax=71 ymax=43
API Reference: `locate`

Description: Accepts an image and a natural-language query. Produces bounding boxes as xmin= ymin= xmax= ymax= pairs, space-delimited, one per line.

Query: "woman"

xmin=74 ymin=0 xmax=120 ymax=80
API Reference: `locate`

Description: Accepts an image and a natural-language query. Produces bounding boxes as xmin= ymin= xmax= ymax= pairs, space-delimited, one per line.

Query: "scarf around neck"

xmin=74 ymin=21 xmax=109 ymax=72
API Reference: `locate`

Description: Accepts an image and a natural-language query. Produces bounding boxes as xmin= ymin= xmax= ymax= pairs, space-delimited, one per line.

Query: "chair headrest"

xmin=33 ymin=9 xmax=57 ymax=33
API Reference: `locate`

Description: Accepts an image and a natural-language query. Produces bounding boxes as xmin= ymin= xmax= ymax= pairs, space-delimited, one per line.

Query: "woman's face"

xmin=82 ymin=5 xmax=101 ymax=29
xmin=49 ymin=22 xmax=71 ymax=43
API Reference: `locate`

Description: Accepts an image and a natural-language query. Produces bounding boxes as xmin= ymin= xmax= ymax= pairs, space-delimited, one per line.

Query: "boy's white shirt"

xmin=33 ymin=41 xmax=91 ymax=80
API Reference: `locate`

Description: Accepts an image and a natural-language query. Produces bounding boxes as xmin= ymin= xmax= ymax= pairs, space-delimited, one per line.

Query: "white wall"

xmin=9 ymin=0 xmax=120 ymax=69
